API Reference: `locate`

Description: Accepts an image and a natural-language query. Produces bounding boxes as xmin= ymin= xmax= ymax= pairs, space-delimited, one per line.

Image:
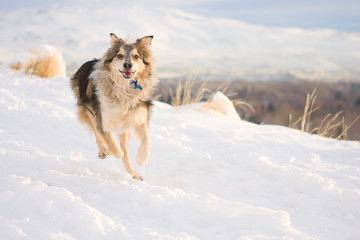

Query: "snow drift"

xmin=0 ymin=2 xmax=359 ymax=81
xmin=0 ymin=66 xmax=360 ymax=239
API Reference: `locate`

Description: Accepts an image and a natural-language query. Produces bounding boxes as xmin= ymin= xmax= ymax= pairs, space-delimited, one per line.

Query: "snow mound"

xmin=9 ymin=44 xmax=66 ymax=78
xmin=1 ymin=67 xmax=360 ymax=239
xmin=202 ymin=91 xmax=240 ymax=120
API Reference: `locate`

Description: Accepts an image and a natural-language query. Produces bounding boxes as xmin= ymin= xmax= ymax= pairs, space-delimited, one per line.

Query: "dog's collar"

xmin=109 ymin=79 xmax=143 ymax=90
xmin=130 ymin=80 xmax=143 ymax=90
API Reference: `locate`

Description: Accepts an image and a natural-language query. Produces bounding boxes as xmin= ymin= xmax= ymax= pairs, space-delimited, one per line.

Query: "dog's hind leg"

xmin=119 ymin=131 xmax=143 ymax=180
xmin=134 ymin=123 xmax=150 ymax=167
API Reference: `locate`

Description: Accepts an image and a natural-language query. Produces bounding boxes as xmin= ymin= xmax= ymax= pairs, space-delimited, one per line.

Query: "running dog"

xmin=71 ymin=33 xmax=157 ymax=180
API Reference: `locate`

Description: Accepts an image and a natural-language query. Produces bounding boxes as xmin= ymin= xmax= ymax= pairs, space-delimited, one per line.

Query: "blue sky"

xmin=1 ymin=0 xmax=359 ymax=32
xmin=182 ymin=0 xmax=360 ymax=32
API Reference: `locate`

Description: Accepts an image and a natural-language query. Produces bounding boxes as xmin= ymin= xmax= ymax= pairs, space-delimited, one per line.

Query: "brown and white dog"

xmin=71 ymin=33 xmax=157 ymax=180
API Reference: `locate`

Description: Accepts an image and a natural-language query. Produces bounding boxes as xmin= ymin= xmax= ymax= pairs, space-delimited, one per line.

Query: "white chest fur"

xmin=99 ymin=95 xmax=148 ymax=133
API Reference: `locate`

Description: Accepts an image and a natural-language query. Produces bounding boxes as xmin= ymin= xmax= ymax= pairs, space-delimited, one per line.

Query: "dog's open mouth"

xmin=119 ymin=70 xmax=135 ymax=79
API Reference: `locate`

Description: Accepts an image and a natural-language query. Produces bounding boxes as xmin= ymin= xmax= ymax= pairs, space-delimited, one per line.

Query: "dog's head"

xmin=103 ymin=33 xmax=154 ymax=85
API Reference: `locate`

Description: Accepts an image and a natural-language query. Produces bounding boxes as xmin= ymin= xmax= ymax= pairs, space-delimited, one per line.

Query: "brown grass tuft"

xmin=289 ymin=88 xmax=360 ymax=140
xmin=10 ymin=45 xmax=66 ymax=78
xmin=169 ymin=72 xmax=211 ymax=106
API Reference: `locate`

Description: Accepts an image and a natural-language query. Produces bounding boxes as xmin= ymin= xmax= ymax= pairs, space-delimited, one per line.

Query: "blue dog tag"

xmin=130 ymin=80 xmax=143 ymax=90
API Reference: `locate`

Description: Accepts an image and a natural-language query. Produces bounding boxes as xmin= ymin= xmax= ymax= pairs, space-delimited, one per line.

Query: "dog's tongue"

xmin=123 ymin=72 xmax=132 ymax=78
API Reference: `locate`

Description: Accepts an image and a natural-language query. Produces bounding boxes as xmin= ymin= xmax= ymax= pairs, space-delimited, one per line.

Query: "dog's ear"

xmin=110 ymin=33 xmax=124 ymax=45
xmin=137 ymin=36 xmax=153 ymax=49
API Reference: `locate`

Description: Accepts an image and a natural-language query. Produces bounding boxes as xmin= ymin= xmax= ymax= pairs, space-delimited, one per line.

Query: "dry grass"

xmin=169 ymin=73 xmax=254 ymax=113
xmin=10 ymin=45 xmax=66 ymax=78
xmin=289 ymin=89 xmax=319 ymax=132
xmin=289 ymin=88 xmax=360 ymax=140
xmin=11 ymin=53 xmax=63 ymax=78
xmin=169 ymin=72 xmax=211 ymax=106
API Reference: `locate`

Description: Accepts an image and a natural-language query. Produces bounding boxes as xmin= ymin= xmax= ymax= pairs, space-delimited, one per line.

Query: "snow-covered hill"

xmin=1 ymin=1 xmax=360 ymax=81
xmin=1 ymin=66 xmax=359 ymax=239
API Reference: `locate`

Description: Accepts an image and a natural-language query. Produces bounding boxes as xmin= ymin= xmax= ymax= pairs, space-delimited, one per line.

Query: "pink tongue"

xmin=124 ymin=72 xmax=131 ymax=77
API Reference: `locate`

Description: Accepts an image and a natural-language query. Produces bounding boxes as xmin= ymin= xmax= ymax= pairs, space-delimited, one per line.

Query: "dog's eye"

xmin=134 ymin=54 xmax=140 ymax=60
xmin=116 ymin=54 xmax=123 ymax=59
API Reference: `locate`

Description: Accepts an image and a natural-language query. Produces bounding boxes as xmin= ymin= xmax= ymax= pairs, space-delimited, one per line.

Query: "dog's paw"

xmin=132 ymin=173 xmax=143 ymax=181
xmin=98 ymin=150 xmax=109 ymax=159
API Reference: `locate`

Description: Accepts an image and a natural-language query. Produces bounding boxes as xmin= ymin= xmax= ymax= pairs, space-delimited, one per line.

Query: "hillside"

xmin=158 ymin=80 xmax=360 ymax=140
xmin=1 ymin=2 xmax=359 ymax=81
xmin=1 ymin=66 xmax=360 ymax=239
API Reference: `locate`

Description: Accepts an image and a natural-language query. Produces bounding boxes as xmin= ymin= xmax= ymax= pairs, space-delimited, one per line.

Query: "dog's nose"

xmin=123 ymin=62 xmax=132 ymax=69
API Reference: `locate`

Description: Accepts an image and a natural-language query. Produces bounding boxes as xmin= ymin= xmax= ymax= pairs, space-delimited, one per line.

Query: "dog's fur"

xmin=71 ymin=33 xmax=157 ymax=180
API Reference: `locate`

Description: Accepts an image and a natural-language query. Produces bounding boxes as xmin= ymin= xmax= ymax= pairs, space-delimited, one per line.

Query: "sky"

xmin=1 ymin=0 xmax=359 ymax=32
xmin=185 ymin=0 xmax=360 ymax=32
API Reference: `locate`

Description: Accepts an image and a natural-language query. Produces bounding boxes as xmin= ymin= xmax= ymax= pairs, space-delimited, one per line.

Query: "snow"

xmin=1 ymin=2 xmax=360 ymax=238
xmin=1 ymin=66 xmax=360 ymax=239
xmin=0 ymin=2 xmax=359 ymax=81
xmin=202 ymin=91 xmax=241 ymax=120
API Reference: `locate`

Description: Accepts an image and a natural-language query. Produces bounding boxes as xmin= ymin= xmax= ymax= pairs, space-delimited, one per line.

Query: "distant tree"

xmin=267 ymin=103 xmax=275 ymax=112
xmin=356 ymin=97 xmax=360 ymax=106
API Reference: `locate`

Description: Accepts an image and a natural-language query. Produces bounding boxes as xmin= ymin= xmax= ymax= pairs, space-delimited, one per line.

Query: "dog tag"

xmin=130 ymin=80 xmax=143 ymax=90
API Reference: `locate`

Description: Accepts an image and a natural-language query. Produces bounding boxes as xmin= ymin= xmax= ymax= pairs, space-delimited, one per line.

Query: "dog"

xmin=71 ymin=33 xmax=157 ymax=180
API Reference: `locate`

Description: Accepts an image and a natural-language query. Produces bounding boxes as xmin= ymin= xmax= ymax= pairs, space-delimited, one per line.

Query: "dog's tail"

xmin=10 ymin=44 xmax=66 ymax=78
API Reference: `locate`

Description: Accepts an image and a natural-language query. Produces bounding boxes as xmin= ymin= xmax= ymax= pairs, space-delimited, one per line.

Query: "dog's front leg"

xmin=94 ymin=131 xmax=109 ymax=159
xmin=134 ymin=123 xmax=150 ymax=166
xmin=119 ymin=131 xmax=143 ymax=180
xmin=100 ymin=132 xmax=124 ymax=158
